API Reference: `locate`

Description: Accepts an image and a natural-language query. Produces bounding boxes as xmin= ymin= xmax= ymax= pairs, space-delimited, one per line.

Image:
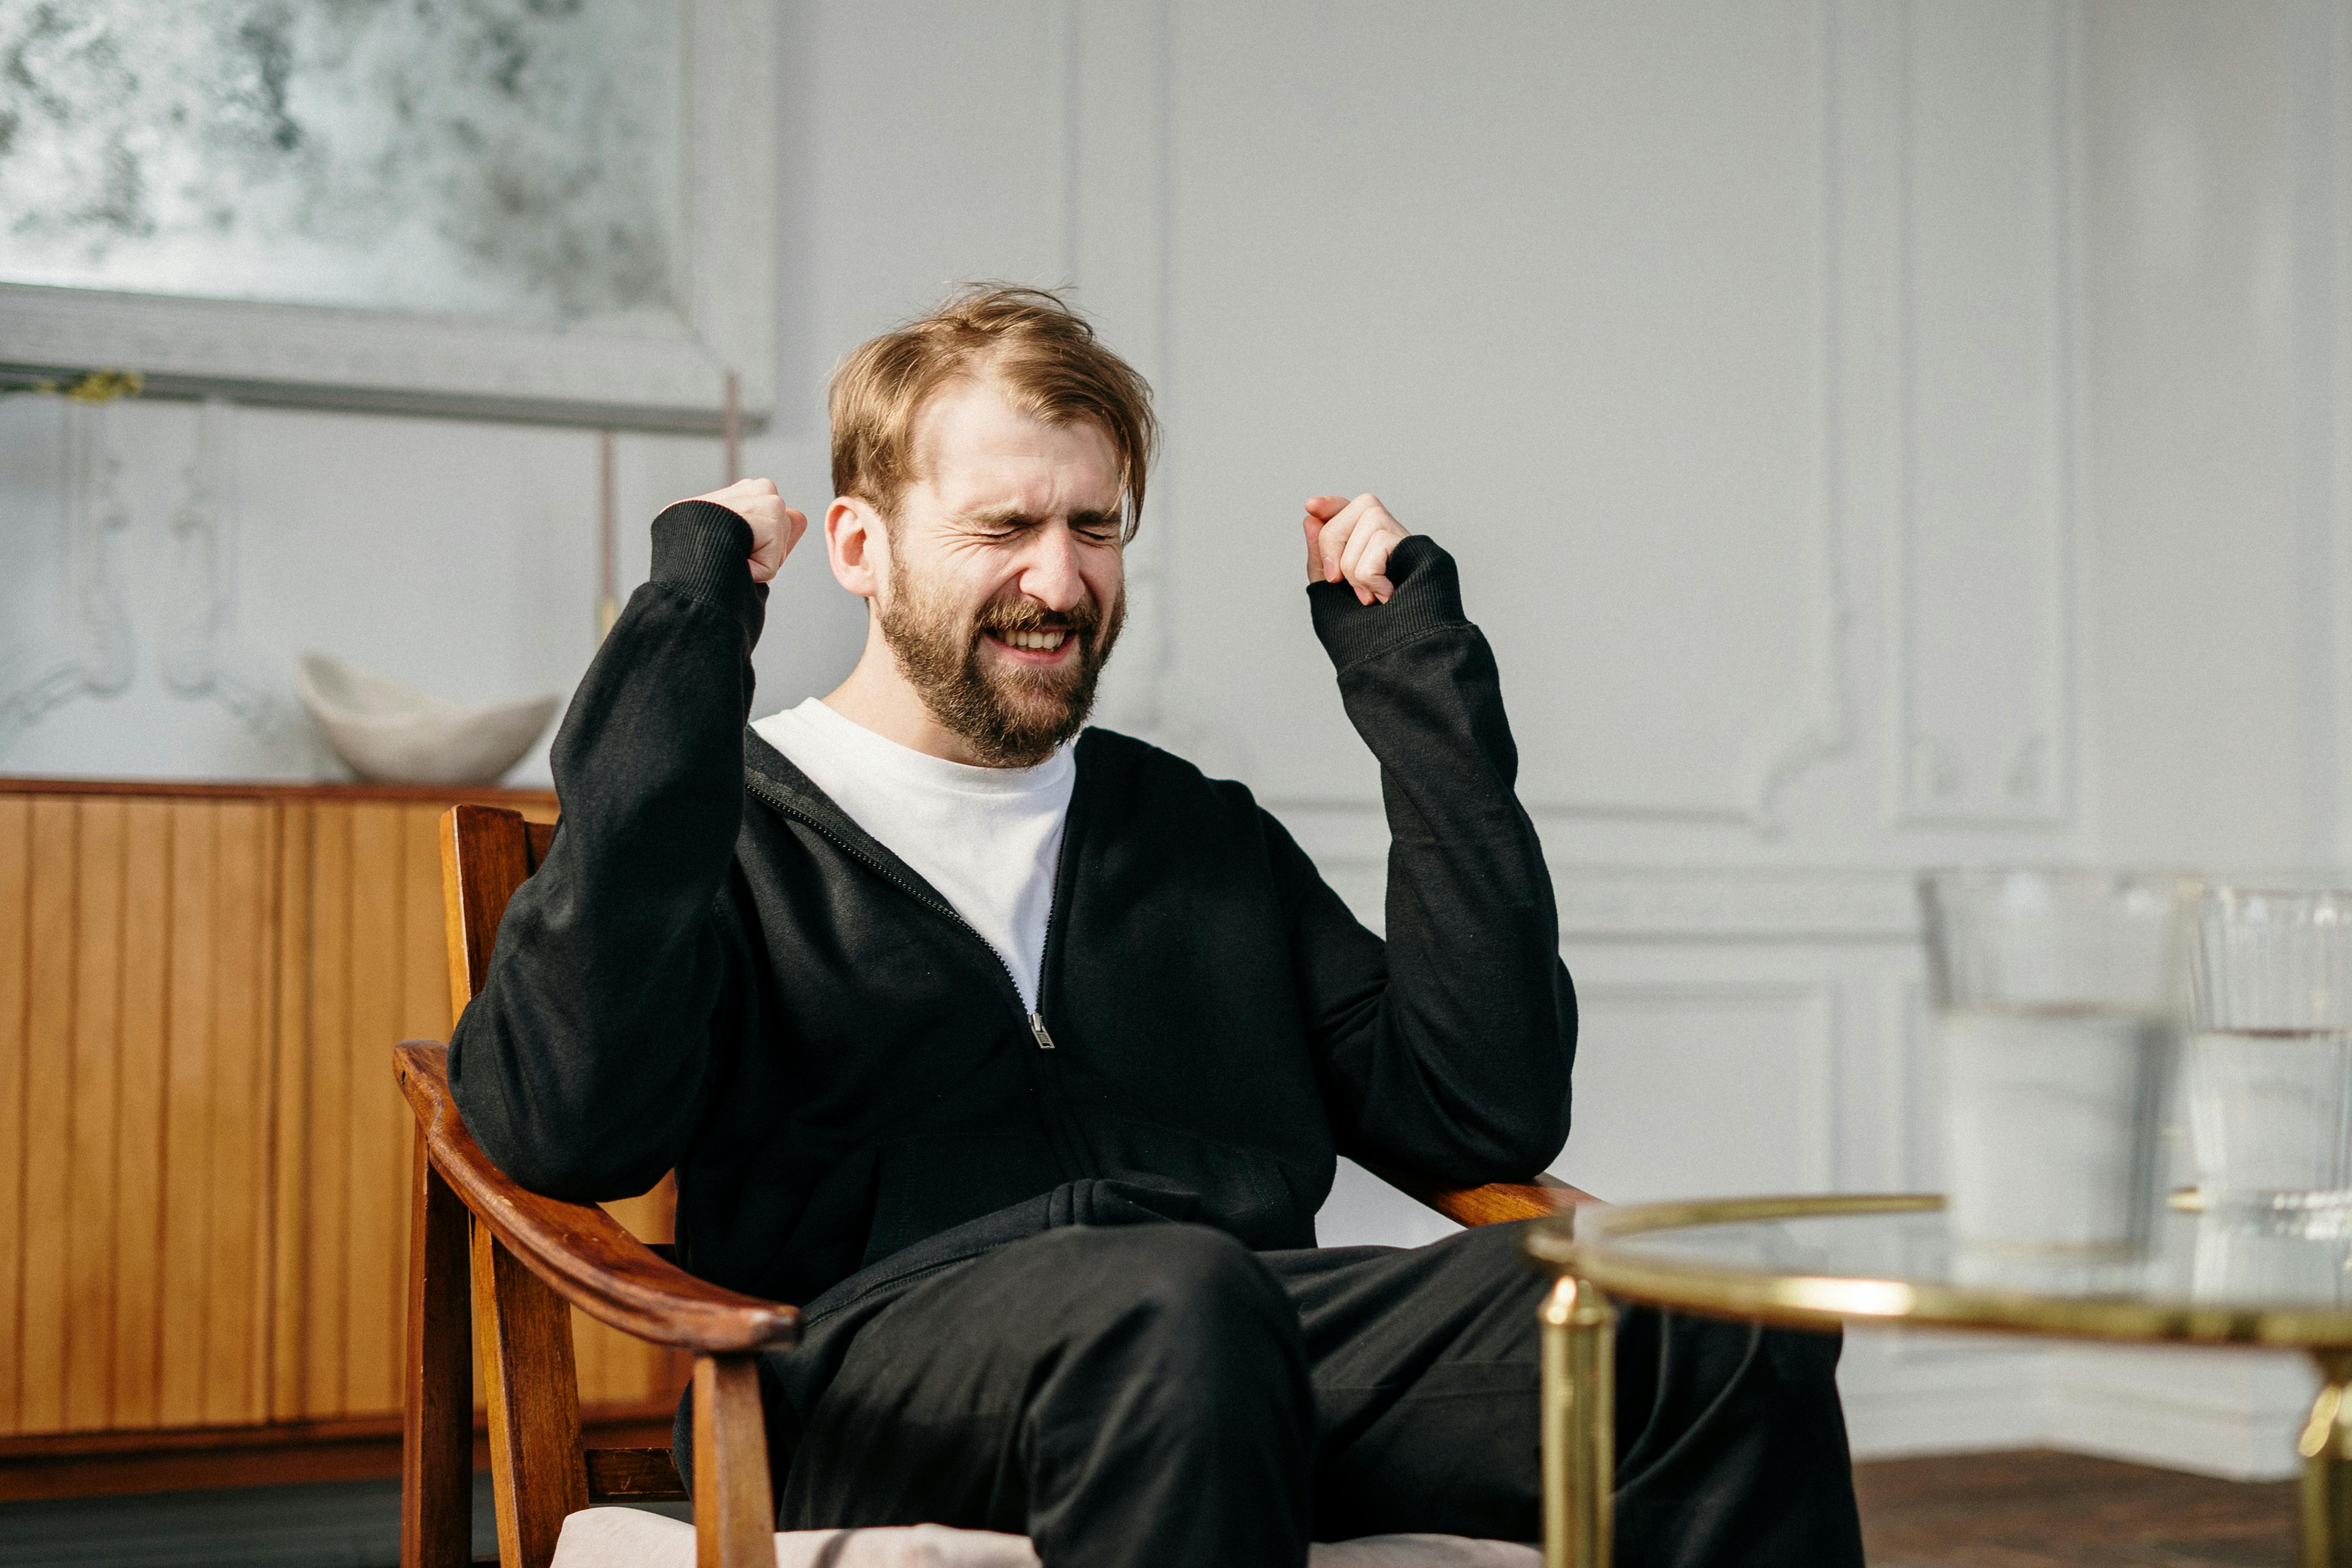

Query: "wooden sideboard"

xmin=0 ymin=777 xmax=685 ymax=1498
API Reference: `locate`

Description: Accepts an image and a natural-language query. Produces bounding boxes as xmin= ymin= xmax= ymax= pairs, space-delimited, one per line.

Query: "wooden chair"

xmin=400 ymin=803 xmax=1597 ymax=1568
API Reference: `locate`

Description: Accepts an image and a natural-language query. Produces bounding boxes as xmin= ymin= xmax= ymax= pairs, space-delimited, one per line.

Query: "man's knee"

xmin=1015 ymin=1226 xmax=1315 ymax=1556
xmin=1034 ymin=1222 xmax=1304 ymax=1386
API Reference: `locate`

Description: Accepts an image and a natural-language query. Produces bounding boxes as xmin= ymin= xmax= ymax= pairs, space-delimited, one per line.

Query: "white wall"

xmin=7 ymin=0 xmax=2350 ymax=1479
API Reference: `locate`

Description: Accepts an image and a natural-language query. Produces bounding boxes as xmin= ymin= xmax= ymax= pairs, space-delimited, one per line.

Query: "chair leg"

xmin=473 ymin=1220 xmax=589 ymax=1568
xmin=692 ymin=1355 xmax=775 ymax=1568
xmin=403 ymin=1139 xmax=472 ymax=1568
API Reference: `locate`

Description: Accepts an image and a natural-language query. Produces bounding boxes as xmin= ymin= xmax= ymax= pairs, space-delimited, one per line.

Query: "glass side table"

xmin=1524 ymin=1193 xmax=2352 ymax=1568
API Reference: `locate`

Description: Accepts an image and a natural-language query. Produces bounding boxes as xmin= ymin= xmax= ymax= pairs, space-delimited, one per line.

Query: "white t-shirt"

xmin=749 ymin=697 xmax=1073 ymax=1012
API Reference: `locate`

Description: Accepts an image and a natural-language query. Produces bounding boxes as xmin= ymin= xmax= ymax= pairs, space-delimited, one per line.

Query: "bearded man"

xmin=449 ymin=286 xmax=1864 ymax=1567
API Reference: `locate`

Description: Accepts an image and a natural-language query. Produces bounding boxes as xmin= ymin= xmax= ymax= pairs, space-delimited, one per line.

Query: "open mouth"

xmin=984 ymin=627 xmax=1074 ymax=656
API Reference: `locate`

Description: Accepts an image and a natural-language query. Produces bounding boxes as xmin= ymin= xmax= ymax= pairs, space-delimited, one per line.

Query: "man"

xmin=449 ymin=285 xmax=1864 ymax=1566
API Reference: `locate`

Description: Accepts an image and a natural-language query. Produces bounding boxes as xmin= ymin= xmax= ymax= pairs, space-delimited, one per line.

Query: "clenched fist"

xmin=1302 ymin=493 xmax=1411 ymax=606
xmin=680 ymin=477 xmax=807 ymax=583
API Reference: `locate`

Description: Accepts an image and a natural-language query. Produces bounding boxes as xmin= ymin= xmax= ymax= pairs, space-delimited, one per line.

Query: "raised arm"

xmin=447 ymin=483 xmax=806 ymax=1200
xmin=1278 ymin=495 xmax=1576 ymax=1185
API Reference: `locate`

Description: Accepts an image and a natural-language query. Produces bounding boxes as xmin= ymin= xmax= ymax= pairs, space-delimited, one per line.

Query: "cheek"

xmin=935 ymin=542 xmax=1028 ymax=600
xmin=900 ymin=550 xmax=1000 ymax=613
xmin=1086 ymin=555 xmax=1125 ymax=609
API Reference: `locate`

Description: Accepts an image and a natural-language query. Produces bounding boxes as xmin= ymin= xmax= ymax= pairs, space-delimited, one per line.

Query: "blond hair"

xmin=829 ymin=284 xmax=1158 ymax=539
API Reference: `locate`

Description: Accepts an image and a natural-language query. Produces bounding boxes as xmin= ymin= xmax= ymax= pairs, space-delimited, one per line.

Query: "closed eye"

xmin=958 ymin=507 xmax=1123 ymax=543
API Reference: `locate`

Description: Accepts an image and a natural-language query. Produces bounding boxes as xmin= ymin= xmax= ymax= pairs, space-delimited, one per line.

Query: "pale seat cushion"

xmin=552 ymin=1506 xmax=1542 ymax=1568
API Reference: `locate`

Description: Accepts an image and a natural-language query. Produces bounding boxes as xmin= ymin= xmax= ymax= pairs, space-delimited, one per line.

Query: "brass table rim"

xmin=1525 ymin=1192 xmax=2352 ymax=1350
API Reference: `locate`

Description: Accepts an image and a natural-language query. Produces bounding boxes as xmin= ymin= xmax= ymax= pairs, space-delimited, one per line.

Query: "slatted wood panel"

xmin=18 ymin=796 xmax=76 ymax=1434
xmin=165 ymin=799 xmax=275 ymax=1430
xmin=109 ymin=801 xmax=165 ymax=1432
xmin=0 ymin=784 xmax=674 ymax=1444
xmin=62 ymin=796 xmax=125 ymax=1432
xmin=268 ymin=799 xmax=312 ymax=1426
xmin=0 ymin=798 xmax=32 ymax=1432
xmin=2 ymin=797 xmax=278 ymax=1437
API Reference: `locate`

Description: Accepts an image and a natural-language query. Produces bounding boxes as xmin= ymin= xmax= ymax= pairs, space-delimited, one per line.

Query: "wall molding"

xmin=1554 ymin=866 xmax=1919 ymax=943
xmin=1512 ymin=0 xmax=1854 ymax=834
xmin=2045 ymin=1344 xmax=2316 ymax=1482
xmin=1840 ymin=1328 xmax=2051 ymax=1458
xmin=159 ymin=399 xmax=312 ymax=764
xmin=1887 ymin=0 xmax=2077 ymax=829
xmin=1281 ymin=809 xmax=1927 ymax=943
xmin=0 ymin=397 xmax=132 ymax=756
xmin=1736 ymin=0 xmax=1859 ymax=836
xmin=1230 ymin=2 xmax=1859 ymax=835
xmin=1892 ymin=976 xmax=1939 ymax=1193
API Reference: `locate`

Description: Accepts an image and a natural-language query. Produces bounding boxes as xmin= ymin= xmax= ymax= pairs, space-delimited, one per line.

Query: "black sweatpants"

xmin=676 ymin=1220 xmax=1864 ymax=1568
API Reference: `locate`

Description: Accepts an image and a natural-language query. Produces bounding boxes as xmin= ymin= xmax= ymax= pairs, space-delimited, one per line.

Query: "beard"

xmin=876 ymin=564 xmax=1125 ymax=768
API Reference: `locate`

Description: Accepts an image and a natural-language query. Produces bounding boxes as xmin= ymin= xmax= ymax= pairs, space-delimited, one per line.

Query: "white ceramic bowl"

xmin=296 ymin=653 xmax=557 ymax=786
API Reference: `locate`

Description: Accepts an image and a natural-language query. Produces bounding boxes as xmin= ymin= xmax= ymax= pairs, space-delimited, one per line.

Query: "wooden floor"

xmin=0 ymin=1447 xmax=2302 ymax=1566
xmin=1857 ymin=1450 xmax=2298 ymax=1568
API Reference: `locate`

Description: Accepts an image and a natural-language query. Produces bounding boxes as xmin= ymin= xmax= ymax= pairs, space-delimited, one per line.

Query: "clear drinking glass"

xmin=2192 ymin=1214 xmax=2352 ymax=1304
xmin=2188 ymin=886 xmax=2352 ymax=1231
xmin=1920 ymin=869 xmax=2193 ymax=1258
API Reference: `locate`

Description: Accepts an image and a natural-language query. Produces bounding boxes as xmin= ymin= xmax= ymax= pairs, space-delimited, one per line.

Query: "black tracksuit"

xmin=449 ymin=502 xmax=1864 ymax=1566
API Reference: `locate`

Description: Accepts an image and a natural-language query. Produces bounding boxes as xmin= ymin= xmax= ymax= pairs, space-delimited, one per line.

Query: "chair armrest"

xmin=1360 ymin=1160 xmax=1605 ymax=1228
xmin=394 ymin=1041 xmax=799 ymax=1355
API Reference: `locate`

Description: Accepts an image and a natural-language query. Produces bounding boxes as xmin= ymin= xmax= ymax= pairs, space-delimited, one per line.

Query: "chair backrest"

xmin=442 ymin=803 xmax=555 ymax=1015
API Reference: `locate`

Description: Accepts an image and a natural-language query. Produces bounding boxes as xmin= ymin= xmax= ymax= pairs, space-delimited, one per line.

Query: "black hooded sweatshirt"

xmin=448 ymin=502 xmax=1576 ymax=1313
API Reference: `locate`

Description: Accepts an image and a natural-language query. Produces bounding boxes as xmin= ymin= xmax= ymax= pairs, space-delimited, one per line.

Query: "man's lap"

xmin=758 ymin=1220 xmax=1543 ymax=1539
xmin=767 ymin=1221 xmax=1314 ymax=1544
xmin=695 ymin=1216 xmax=1857 ymax=1563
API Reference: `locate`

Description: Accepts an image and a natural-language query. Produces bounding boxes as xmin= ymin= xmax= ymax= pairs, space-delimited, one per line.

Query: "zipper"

xmin=1029 ymin=827 xmax=1068 ymax=1048
xmin=745 ymin=771 xmax=1059 ymax=1049
xmin=744 ymin=766 xmax=1096 ymax=1179
xmin=1025 ymin=813 xmax=1095 ymax=1173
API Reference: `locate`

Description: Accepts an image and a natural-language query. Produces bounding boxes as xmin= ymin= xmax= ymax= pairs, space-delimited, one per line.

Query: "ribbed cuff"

xmin=650 ymin=501 xmax=759 ymax=623
xmin=1307 ymin=534 xmax=1467 ymax=672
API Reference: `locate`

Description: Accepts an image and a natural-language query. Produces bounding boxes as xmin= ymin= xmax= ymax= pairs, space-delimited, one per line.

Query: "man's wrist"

xmin=1307 ymin=535 xmax=1466 ymax=672
xmin=651 ymin=501 xmax=758 ymax=607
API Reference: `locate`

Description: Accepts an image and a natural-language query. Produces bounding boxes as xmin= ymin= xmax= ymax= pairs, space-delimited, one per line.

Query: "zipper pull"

xmin=1029 ymin=1012 xmax=1056 ymax=1050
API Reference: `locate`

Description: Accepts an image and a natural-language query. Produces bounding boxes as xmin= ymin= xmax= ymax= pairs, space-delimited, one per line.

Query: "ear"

xmin=827 ymin=496 xmax=887 ymax=601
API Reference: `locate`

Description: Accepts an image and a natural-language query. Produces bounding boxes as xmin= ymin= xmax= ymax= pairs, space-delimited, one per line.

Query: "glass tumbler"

xmin=2188 ymin=886 xmax=2352 ymax=1231
xmin=1920 ymin=869 xmax=2192 ymax=1257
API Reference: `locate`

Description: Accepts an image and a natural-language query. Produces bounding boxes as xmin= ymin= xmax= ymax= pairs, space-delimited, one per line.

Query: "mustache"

xmin=973 ymin=596 xmax=1104 ymax=637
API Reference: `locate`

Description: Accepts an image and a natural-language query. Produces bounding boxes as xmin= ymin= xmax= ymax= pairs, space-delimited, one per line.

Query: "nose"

xmin=1016 ymin=521 xmax=1087 ymax=612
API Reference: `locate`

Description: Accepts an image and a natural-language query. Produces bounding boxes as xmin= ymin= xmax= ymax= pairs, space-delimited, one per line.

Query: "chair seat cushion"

xmin=552 ymin=1506 xmax=1541 ymax=1567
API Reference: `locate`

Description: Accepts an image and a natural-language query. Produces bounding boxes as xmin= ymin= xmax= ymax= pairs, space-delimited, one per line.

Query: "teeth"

xmin=1002 ymin=629 xmax=1068 ymax=651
